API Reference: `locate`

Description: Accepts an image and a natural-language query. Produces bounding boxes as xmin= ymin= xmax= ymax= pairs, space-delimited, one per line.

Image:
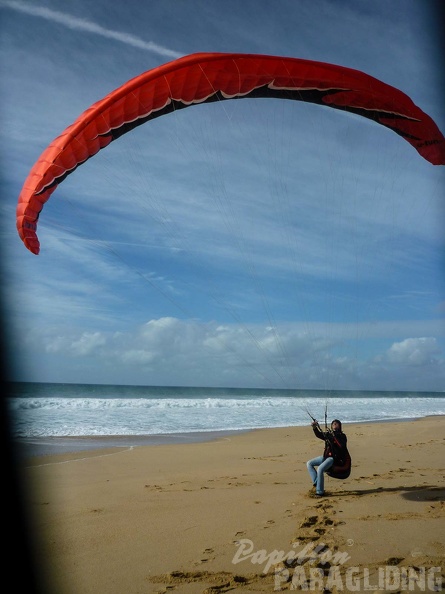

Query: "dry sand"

xmin=21 ymin=417 xmax=444 ymax=593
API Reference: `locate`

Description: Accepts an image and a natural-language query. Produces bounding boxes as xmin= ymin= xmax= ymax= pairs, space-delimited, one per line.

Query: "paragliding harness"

xmin=306 ymin=405 xmax=352 ymax=480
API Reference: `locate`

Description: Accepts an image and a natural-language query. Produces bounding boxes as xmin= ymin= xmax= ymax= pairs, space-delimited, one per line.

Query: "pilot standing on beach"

xmin=306 ymin=419 xmax=348 ymax=497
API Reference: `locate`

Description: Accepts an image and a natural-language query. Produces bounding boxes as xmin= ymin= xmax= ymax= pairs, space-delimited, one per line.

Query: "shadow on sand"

xmin=332 ymin=485 xmax=445 ymax=502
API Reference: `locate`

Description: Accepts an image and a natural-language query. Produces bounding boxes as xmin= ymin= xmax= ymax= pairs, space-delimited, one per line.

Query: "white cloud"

xmin=70 ymin=332 xmax=106 ymax=356
xmin=28 ymin=317 xmax=444 ymax=389
xmin=121 ymin=349 xmax=156 ymax=365
xmin=386 ymin=337 xmax=441 ymax=366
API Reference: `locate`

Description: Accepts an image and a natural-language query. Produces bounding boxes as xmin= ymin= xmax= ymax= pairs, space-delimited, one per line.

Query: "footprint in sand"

xmin=194 ymin=547 xmax=215 ymax=565
xmin=144 ymin=484 xmax=164 ymax=491
xmin=315 ymin=502 xmax=333 ymax=512
xmin=233 ymin=531 xmax=246 ymax=541
xmin=300 ymin=515 xmax=318 ymax=528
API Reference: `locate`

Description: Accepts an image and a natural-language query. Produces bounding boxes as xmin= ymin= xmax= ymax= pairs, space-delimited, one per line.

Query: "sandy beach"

xmin=20 ymin=417 xmax=444 ymax=593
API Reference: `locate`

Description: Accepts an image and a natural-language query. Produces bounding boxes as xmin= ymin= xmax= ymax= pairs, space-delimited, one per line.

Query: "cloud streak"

xmin=1 ymin=0 xmax=182 ymax=58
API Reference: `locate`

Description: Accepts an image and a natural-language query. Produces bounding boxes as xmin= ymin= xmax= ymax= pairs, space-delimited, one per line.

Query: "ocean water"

xmin=6 ymin=382 xmax=445 ymax=443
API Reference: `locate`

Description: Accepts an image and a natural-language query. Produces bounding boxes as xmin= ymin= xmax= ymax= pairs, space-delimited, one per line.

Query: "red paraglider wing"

xmin=16 ymin=52 xmax=445 ymax=254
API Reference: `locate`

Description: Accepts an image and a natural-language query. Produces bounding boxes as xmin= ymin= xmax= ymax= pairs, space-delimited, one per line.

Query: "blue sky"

xmin=1 ymin=0 xmax=444 ymax=390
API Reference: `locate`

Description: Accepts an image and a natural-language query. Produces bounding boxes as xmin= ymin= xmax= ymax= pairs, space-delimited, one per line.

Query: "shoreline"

xmin=13 ymin=429 xmax=246 ymax=460
xmin=14 ymin=414 xmax=443 ymax=459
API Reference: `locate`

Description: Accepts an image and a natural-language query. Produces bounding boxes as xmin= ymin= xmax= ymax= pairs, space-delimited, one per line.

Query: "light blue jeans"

xmin=306 ymin=455 xmax=334 ymax=494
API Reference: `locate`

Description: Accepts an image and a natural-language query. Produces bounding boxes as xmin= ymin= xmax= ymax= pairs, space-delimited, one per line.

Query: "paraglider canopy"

xmin=16 ymin=52 xmax=445 ymax=255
